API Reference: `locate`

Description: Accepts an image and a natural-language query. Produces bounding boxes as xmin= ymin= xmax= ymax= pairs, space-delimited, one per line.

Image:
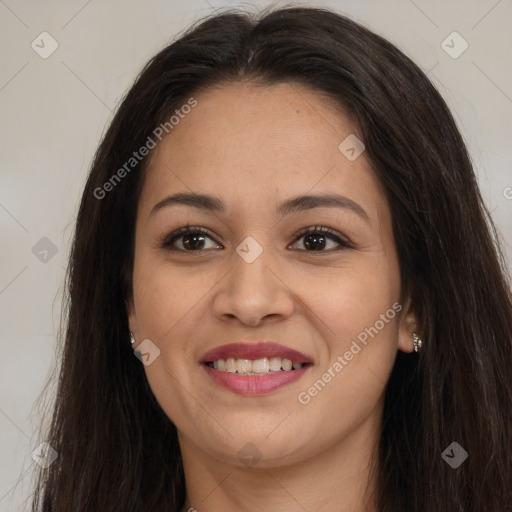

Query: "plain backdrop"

xmin=1 ymin=0 xmax=511 ymax=510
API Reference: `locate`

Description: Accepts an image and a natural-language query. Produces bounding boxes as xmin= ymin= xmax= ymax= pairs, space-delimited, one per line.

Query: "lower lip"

xmin=202 ymin=364 xmax=310 ymax=395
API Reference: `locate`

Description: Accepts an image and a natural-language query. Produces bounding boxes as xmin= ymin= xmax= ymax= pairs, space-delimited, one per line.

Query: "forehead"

xmin=139 ymin=81 xmax=388 ymax=226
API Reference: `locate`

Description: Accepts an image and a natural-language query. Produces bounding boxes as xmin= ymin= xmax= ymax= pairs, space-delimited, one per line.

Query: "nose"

xmin=211 ymin=245 xmax=295 ymax=327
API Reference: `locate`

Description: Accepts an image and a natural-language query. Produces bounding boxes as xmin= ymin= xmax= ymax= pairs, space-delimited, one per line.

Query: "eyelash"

xmin=161 ymin=224 xmax=352 ymax=253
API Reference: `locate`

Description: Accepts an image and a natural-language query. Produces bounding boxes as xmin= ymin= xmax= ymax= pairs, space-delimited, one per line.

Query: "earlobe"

xmin=397 ymin=296 xmax=420 ymax=353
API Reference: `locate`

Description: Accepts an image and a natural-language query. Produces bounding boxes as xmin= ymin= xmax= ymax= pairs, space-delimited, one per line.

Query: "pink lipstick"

xmin=200 ymin=342 xmax=313 ymax=395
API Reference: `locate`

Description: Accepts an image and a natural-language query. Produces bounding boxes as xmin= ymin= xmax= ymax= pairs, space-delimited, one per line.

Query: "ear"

xmin=397 ymin=295 xmax=420 ymax=353
xmin=125 ymin=294 xmax=140 ymax=344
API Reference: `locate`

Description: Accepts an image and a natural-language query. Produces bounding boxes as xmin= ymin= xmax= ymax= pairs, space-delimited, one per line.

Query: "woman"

xmin=31 ymin=6 xmax=512 ymax=511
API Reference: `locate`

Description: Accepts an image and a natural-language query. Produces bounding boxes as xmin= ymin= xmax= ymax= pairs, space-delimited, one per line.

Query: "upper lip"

xmin=200 ymin=342 xmax=313 ymax=364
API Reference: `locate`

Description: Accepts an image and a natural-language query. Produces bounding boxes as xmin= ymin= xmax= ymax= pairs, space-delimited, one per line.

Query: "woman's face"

xmin=128 ymin=81 xmax=417 ymax=467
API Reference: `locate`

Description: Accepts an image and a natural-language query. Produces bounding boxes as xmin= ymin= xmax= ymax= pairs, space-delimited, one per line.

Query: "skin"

xmin=127 ymin=81 xmax=419 ymax=512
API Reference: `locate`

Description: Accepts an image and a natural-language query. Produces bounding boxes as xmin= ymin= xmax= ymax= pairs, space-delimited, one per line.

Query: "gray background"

xmin=1 ymin=0 xmax=511 ymax=510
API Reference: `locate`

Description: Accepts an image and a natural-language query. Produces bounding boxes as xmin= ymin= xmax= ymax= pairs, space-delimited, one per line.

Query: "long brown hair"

xmin=31 ymin=6 xmax=512 ymax=511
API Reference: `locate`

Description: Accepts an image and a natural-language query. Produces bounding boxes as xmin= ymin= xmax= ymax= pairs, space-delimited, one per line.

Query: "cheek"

xmin=132 ymin=257 xmax=209 ymax=338
xmin=301 ymin=257 xmax=400 ymax=341
xmin=131 ymin=260 xmax=209 ymax=423
xmin=294 ymin=263 xmax=400 ymax=437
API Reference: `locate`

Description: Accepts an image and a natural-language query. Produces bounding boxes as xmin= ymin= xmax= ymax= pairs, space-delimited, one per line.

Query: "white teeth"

xmin=226 ymin=358 xmax=236 ymax=373
xmin=236 ymin=359 xmax=252 ymax=374
xmin=281 ymin=358 xmax=292 ymax=371
xmin=252 ymin=357 xmax=269 ymax=373
xmin=269 ymin=356 xmax=281 ymax=372
xmin=209 ymin=357 xmax=305 ymax=374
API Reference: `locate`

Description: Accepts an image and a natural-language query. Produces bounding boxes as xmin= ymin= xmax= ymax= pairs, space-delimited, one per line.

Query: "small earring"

xmin=130 ymin=332 xmax=136 ymax=345
xmin=413 ymin=332 xmax=422 ymax=352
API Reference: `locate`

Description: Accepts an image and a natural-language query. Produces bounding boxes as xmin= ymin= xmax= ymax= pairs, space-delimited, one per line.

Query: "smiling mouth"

xmin=204 ymin=357 xmax=311 ymax=375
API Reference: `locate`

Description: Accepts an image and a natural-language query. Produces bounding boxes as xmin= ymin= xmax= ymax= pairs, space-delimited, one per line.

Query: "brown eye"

xmin=290 ymin=226 xmax=351 ymax=252
xmin=162 ymin=226 xmax=223 ymax=251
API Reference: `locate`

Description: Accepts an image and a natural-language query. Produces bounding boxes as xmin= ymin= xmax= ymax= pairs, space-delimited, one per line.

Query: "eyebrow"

xmin=150 ymin=192 xmax=370 ymax=223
